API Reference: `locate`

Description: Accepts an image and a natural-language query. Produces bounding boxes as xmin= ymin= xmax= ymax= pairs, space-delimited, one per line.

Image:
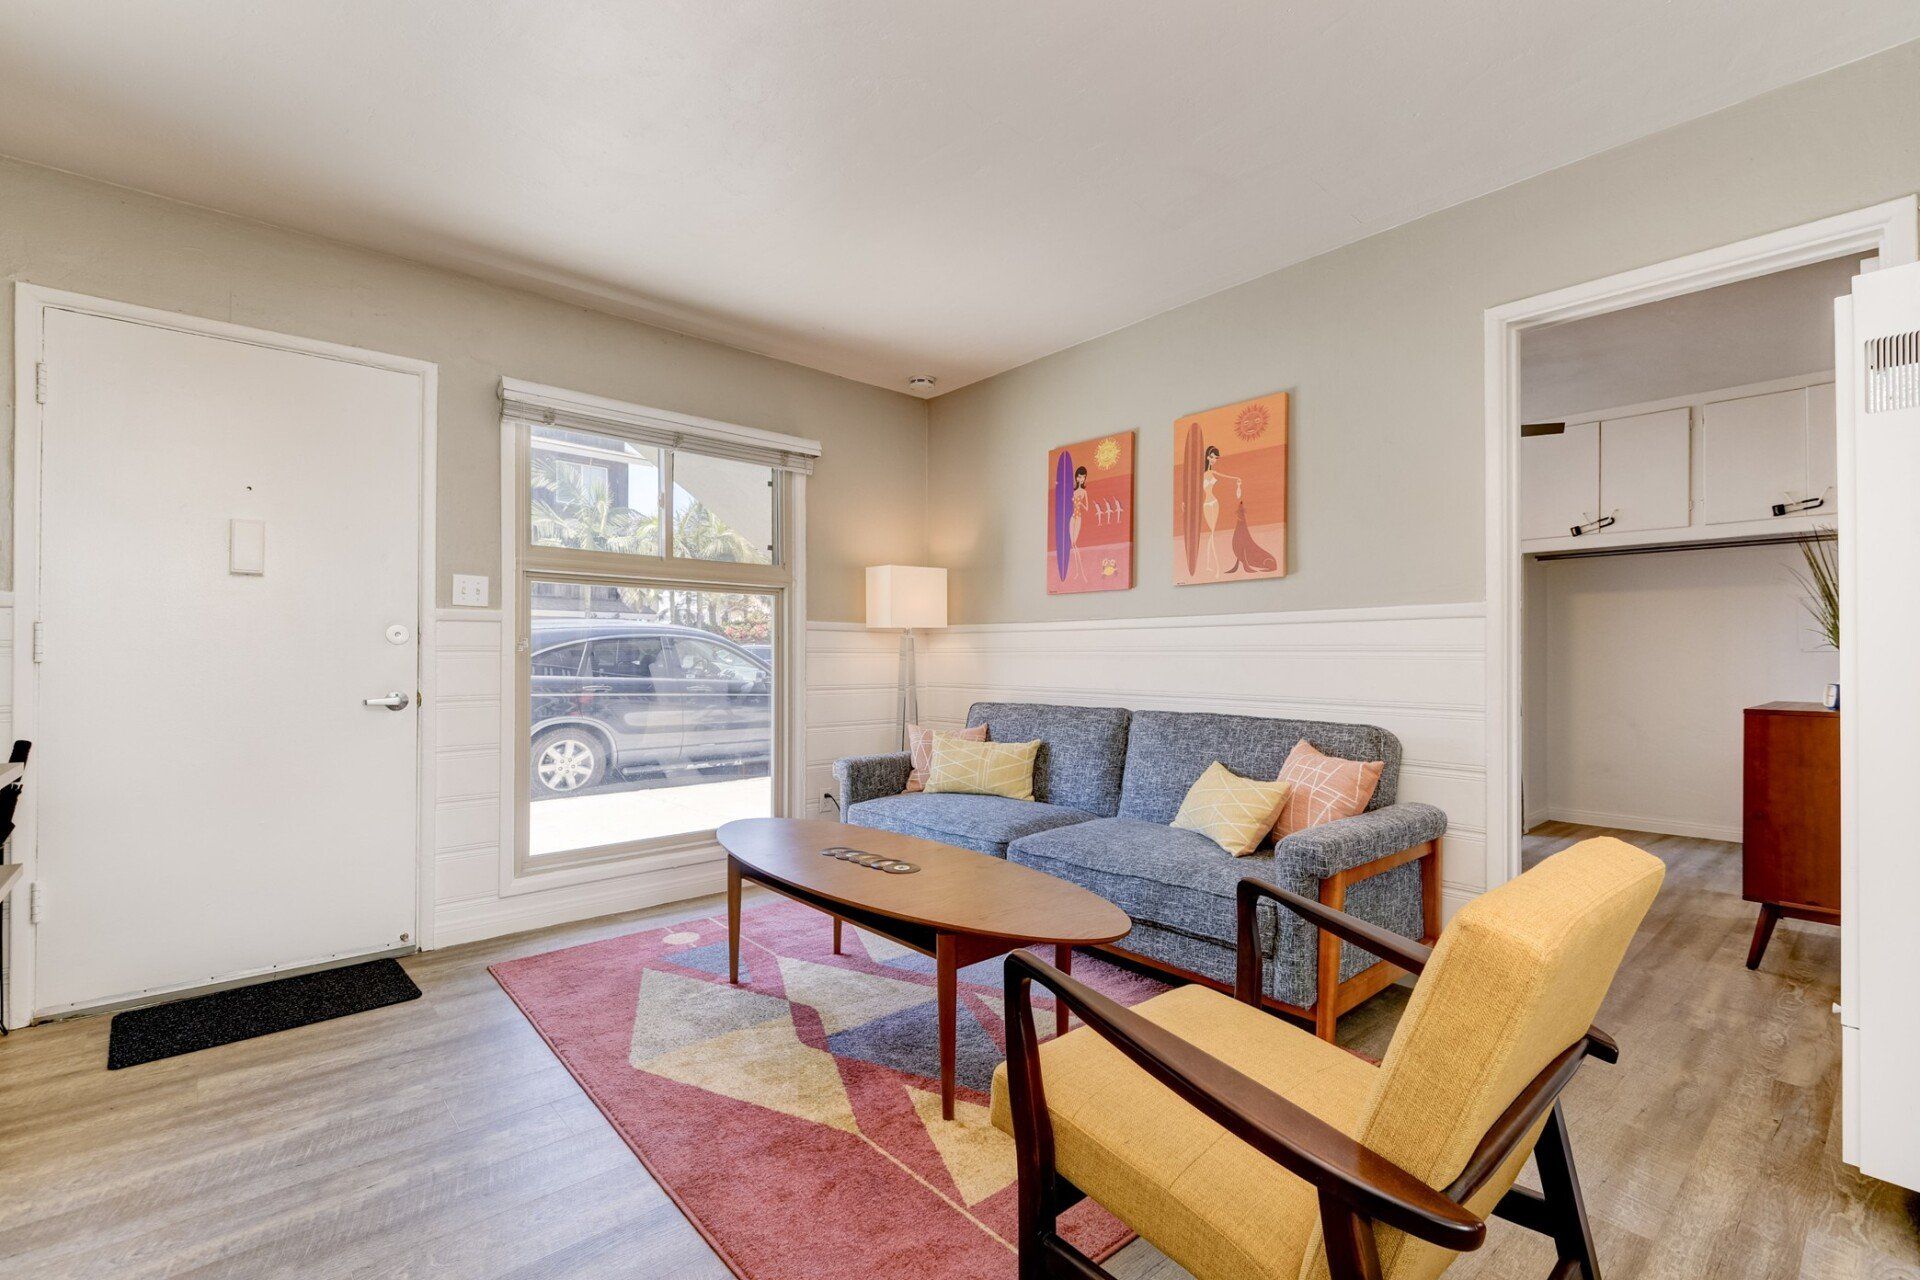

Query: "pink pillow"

xmin=904 ymin=723 xmax=988 ymax=792
xmin=1271 ymin=740 xmax=1383 ymax=838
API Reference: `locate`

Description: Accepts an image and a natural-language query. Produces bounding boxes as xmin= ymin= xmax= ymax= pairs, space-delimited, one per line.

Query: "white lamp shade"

xmin=866 ymin=565 xmax=948 ymax=629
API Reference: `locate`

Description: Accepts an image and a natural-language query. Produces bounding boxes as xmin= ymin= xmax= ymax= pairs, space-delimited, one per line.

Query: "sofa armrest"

xmin=834 ymin=752 xmax=912 ymax=810
xmin=1273 ymin=802 xmax=1447 ymax=879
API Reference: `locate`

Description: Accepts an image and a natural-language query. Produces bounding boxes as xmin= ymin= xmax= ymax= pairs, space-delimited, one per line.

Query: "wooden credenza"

xmin=1742 ymin=701 xmax=1840 ymax=970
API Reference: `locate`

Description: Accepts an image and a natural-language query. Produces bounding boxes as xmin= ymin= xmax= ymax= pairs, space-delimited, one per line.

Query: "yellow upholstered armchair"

xmin=990 ymin=837 xmax=1663 ymax=1280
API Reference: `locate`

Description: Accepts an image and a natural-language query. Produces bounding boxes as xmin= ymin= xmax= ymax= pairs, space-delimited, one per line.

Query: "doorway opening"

xmin=1481 ymin=197 xmax=1918 ymax=894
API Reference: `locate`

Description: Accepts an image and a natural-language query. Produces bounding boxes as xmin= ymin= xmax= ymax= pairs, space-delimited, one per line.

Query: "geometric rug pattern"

xmin=491 ymin=899 xmax=1168 ymax=1280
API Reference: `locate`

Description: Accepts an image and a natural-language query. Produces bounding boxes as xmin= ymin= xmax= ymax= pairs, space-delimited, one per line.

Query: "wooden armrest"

xmin=1003 ymin=950 xmax=1486 ymax=1253
xmin=1234 ymin=876 xmax=1433 ymax=1006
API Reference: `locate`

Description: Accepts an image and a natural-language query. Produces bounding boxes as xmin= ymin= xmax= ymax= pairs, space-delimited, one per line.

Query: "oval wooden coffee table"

xmin=717 ymin=817 xmax=1131 ymax=1119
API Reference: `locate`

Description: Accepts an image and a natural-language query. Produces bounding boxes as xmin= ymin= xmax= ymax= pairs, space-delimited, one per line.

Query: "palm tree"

xmin=530 ymin=454 xmax=660 ymax=556
xmin=673 ymin=501 xmax=757 ymax=563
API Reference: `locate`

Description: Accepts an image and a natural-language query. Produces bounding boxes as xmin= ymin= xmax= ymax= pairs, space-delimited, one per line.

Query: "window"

xmin=504 ymin=381 xmax=816 ymax=874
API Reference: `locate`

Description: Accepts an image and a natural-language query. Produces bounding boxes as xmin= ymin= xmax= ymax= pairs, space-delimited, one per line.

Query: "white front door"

xmin=30 ymin=306 xmax=425 ymax=1016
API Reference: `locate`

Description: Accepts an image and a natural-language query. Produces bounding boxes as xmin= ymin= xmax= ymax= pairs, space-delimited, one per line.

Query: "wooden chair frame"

xmin=1096 ymin=838 xmax=1442 ymax=1041
xmin=1004 ymin=876 xmax=1614 ymax=1280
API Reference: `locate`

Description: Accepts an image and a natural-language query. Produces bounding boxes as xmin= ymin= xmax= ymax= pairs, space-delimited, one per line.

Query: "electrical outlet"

xmin=452 ymin=574 xmax=490 ymax=607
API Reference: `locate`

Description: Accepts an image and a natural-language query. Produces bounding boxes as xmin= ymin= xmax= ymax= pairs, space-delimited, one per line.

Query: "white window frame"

xmin=496 ymin=378 xmax=814 ymax=894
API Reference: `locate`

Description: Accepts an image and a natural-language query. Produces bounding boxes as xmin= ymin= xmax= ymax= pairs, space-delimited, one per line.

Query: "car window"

xmin=588 ymin=635 xmax=670 ymax=679
xmin=531 ymin=641 xmax=588 ymax=678
xmin=672 ymin=638 xmax=764 ymax=682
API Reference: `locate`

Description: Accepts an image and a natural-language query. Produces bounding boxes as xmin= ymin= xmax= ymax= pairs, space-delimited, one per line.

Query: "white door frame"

xmin=1481 ymin=196 xmax=1918 ymax=889
xmin=7 ymin=283 xmax=440 ymax=1026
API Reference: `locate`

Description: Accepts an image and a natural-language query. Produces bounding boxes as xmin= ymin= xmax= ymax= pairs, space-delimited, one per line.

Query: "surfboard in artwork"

xmin=1172 ymin=392 xmax=1287 ymax=586
xmin=1046 ymin=432 xmax=1133 ymax=595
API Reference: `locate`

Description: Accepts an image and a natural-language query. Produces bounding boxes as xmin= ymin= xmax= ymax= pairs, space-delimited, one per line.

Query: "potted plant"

xmin=1794 ymin=530 xmax=1840 ymax=709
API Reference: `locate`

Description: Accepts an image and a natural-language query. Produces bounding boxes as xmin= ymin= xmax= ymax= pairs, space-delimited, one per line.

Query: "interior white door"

xmin=1599 ymin=407 xmax=1691 ymax=534
xmin=1700 ymin=387 xmax=1811 ymax=524
xmin=32 ymin=308 xmax=423 ymax=1015
xmin=1519 ymin=421 xmax=1599 ymax=540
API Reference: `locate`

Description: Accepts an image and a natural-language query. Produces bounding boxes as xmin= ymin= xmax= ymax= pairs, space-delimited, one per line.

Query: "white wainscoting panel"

xmin=804 ymin=624 xmax=904 ymax=816
xmin=911 ymin=603 xmax=1492 ymax=916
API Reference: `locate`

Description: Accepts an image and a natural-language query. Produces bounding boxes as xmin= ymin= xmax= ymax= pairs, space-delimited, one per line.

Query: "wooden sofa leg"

xmin=1314 ymin=878 xmax=1346 ymax=1041
xmin=1420 ymin=838 xmax=1443 ymax=942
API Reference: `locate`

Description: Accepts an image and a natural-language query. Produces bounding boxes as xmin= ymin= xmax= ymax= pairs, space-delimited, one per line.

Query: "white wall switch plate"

xmin=452 ymin=574 xmax=490 ymax=607
xmin=229 ymin=519 xmax=266 ymax=575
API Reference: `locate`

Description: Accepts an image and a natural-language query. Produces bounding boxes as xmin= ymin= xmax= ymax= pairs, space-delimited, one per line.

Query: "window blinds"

xmin=500 ymin=378 xmax=820 ymax=474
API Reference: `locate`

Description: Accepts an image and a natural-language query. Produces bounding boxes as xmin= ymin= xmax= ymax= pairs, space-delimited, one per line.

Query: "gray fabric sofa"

xmin=833 ymin=701 xmax=1447 ymax=1036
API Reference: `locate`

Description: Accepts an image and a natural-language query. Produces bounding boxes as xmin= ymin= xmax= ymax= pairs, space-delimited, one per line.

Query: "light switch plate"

xmin=452 ymin=574 xmax=490 ymax=607
xmin=229 ymin=519 xmax=266 ymax=575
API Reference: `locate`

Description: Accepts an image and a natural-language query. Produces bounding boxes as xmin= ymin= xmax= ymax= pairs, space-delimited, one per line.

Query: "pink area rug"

xmin=491 ymin=899 xmax=1167 ymax=1280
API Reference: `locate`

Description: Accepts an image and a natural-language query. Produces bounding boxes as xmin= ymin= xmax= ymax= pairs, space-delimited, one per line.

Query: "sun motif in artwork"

xmin=1234 ymin=403 xmax=1270 ymax=441
xmin=1094 ymin=437 xmax=1121 ymax=470
xmin=1101 ymin=558 xmax=1117 ymax=577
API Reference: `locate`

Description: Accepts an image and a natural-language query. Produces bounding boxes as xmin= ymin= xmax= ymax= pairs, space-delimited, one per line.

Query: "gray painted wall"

xmin=925 ymin=40 xmax=1920 ymax=623
xmin=0 ymin=157 xmax=929 ymax=619
xmin=1519 ymin=254 xmax=1861 ymax=423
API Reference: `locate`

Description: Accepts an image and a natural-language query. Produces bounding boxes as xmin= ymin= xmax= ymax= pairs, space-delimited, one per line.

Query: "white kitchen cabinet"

xmin=1600 ymin=407 xmax=1691 ymax=534
xmin=1701 ymin=384 xmax=1836 ymax=526
xmin=1520 ymin=421 xmax=1598 ymax=541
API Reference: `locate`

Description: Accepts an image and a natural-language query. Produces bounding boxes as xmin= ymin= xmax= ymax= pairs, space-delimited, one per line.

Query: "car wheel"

xmin=532 ymin=728 xmax=606 ymax=797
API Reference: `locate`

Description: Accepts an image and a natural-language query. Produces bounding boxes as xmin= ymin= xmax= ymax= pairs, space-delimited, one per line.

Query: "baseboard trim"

xmin=434 ymin=859 xmax=726 ymax=948
xmin=1542 ymin=808 xmax=1742 ymax=844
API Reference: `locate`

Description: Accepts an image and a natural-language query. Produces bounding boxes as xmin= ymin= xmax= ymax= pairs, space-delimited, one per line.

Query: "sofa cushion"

xmin=965 ymin=702 xmax=1131 ymax=816
xmin=845 ymin=793 xmax=1096 ymax=859
xmin=904 ymin=722 xmax=986 ymax=792
xmin=1273 ymin=739 xmax=1384 ymax=838
xmin=1117 ymin=709 xmax=1401 ymax=825
xmin=923 ymin=735 xmax=1042 ymax=800
xmin=1007 ymin=817 xmax=1278 ymax=954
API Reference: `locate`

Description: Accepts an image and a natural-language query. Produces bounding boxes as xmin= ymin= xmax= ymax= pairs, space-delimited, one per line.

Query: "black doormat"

xmin=106 ymin=958 xmax=420 ymax=1069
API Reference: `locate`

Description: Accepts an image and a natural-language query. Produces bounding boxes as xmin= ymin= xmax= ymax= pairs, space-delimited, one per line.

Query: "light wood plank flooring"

xmin=2 ymin=826 xmax=1915 ymax=1278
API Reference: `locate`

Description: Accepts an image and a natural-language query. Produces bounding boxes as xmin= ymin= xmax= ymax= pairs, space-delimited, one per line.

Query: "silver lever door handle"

xmin=364 ymin=691 xmax=410 ymax=710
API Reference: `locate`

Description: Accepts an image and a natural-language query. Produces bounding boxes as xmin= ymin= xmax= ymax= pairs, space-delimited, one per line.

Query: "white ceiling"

xmin=1 ymin=3 xmax=1916 ymax=396
xmin=1521 ymin=255 xmax=1866 ymax=422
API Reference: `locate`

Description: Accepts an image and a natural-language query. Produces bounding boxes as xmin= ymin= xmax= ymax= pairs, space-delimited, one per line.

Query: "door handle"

xmin=1771 ymin=496 xmax=1825 ymax=516
xmin=364 ymin=691 xmax=410 ymax=710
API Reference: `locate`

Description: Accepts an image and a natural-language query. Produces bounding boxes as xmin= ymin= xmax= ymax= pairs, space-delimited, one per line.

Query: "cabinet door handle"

xmin=1569 ymin=514 xmax=1617 ymax=537
xmin=1771 ymin=496 xmax=1825 ymax=517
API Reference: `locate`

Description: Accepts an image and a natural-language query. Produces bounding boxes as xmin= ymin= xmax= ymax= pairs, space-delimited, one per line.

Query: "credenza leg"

xmin=1745 ymin=903 xmax=1781 ymax=971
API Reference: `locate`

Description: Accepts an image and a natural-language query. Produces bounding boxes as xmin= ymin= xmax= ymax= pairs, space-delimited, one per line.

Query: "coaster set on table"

xmin=819 ymin=845 xmax=920 ymax=874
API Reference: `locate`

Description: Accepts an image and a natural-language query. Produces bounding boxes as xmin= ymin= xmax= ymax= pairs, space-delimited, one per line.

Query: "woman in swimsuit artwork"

xmin=1174 ymin=391 xmax=1288 ymax=585
xmin=1068 ymin=465 xmax=1090 ymax=584
xmin=1200 ymin=446 xmax=1238 ymax=579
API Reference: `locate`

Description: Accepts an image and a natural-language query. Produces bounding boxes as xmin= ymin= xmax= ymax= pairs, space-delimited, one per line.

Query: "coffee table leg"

xmin=936 ymin=933 xmax=957 ymax=1121
xmin=832 ymin=916 xmax=843 ymax=955
xmin=1054 ymin=944 xmax=1072 ymax=1038
xmin=727 ymin=857 xmax=742 ymax=984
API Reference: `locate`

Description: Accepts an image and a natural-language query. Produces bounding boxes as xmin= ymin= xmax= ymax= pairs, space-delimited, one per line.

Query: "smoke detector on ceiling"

xmin=907 ymin=375 xmax=937 ymax=392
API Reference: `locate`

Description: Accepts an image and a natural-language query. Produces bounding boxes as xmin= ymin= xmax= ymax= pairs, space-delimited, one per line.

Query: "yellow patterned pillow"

xmin=1171 ymin=762 xmax=1293 ymax=855
xmin=923 ymin=735 xmax=1041 ymax=801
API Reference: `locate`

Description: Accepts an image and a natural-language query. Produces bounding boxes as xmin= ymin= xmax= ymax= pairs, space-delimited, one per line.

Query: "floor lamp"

xmin=866 ymin=565 xmax=948 ymax=750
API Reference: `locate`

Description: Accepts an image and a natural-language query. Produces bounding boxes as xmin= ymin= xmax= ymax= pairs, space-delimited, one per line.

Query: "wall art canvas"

xmin=1047 ymin=431 xmax=1134 ymax=594
xmin=1173 ymin=392 xmax=1288 ymax=585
